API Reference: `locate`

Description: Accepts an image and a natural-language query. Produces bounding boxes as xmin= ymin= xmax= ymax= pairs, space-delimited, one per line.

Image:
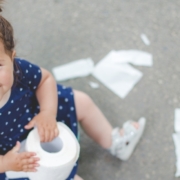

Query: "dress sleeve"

xmin=14 ymin=58 xmax=42 ymax=91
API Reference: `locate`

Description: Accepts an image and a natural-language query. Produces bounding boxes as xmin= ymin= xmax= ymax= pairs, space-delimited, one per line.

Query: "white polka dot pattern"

xmin=0 ymin=60 xmax=78 ymax=179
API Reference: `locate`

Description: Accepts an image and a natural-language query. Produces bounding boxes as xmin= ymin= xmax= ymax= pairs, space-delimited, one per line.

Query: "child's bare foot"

xmin=109 ymin=117 xmax=146 ymax=161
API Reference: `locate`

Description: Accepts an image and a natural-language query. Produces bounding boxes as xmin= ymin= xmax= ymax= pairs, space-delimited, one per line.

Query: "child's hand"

xmin=25 ymin=111 xmax=59 ymax=142
xmin=3 ymin=142 xmax=39 ymax=172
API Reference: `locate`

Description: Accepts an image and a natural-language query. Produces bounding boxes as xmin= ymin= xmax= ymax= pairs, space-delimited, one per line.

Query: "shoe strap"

xmin=109 ymin=127 xmax=124 ymax=156
xmin=109 ymin=122 xmax=137 ymax=157
xmin=122 ymin=120 xmax=137 ymax=139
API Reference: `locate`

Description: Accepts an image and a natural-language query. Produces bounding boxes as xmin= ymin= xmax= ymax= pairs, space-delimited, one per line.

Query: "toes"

xmin=119 ymin=121 xmax=139 ymax=136
xmin=132 ymin=122 xmax=139 ymax=129
xmin=119 ymin=129 xmax=124 ymax=136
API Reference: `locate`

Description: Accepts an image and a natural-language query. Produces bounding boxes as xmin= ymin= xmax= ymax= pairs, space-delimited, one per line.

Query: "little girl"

xmin=0 ymin=1 xmax=146 ymax=180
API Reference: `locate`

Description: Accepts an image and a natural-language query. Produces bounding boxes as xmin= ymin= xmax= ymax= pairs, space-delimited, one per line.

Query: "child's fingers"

xmin=38 ymin=126 xmax=45 ymax=142
xmin=46 ymin=126 xmax=58 ymax=142
xmin=44 ymin=128 xmax=50 ymax=142
xmin=20 ymin=152 xmax=37 ymax=159
xmin=49 ymin=124 xmax=59 ymax=141
xmin=22 ymin=163 xmax=39 ymax=169
xmin=37 ymin=123 xmax=59 ymax=142
xmin=49 ymin=130 xmax=55 ymax=142
xmin=54 ymin=127 xmax=59 ymax=138
xmin=17 ymin=152 xmax=38 ymax=168
xmin=21 ymin=157 xmax=40 ymax=165
xmin=22 ymin=163 xmax=39 ymax=172
xmin=51 ymin=127 xmax=59 ymax=141
xmin=23 ymin=168 xmax=37 ymax=172
xmin=24 ymin=152 xmax=36 ymax=157
xmin=20 ymin=158 xmax=40 ymax=172
xmin=24 ymin=162 xmax=39 ymax=168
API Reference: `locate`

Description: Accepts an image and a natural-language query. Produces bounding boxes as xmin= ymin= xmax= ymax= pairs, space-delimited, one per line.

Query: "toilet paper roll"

xmin=6 ymin=122 xmax=80 ymax=180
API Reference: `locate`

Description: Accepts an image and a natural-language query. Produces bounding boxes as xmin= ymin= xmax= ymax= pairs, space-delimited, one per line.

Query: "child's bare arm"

xmin=35 ymin=68 xmax=58 ymax=117
xmin=0 ymin=142 xmax=39 ymax=173
xmin=25 ymin=68 xmax=59 ymax=142
xmin=0 ymin=155 xmax=5 ymax=173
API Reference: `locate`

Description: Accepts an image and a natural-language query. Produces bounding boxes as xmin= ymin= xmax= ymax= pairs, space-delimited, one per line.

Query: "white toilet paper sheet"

xmin=52 ymin=58 xmax=94 ymax=81
xmin=173 ymin=108 xmax=180 ymax=177
xmin=174 ymin=108 xmax=180 ymax=133
xmin=89 ymin=81 xmax=99 ymax=89
xmin=106 ymin=50 xmax=153 ymax=67
xmin=173 ymin=133 xmax=180 ymax=177
xmin=92 ymin=50 xmax=153 ymax=98
xmin=92 ymin=58 xmax=143 ymax=99
xmin=51 ymin=50 xmax=152 ymax=99
xmin=6 ymin=122 xmax=80 ymax=180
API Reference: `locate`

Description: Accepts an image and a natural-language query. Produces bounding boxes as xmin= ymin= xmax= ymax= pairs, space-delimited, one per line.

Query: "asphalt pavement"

xmin=2 ymin=0 xmax=180 ymax=179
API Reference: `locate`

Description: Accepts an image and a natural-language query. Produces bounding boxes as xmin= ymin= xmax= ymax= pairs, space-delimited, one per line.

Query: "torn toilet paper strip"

xmin=108 ymin=50 xmax=153 ymax=67
xmin=52 ymin=58 xmax=94 ymax=81
xmin=140 ymin=34 xmax=150 ymax=46
xmin=89 ymin=81 xmax=99 ymax=89
xmin=173 ymin=133 xmax=180 ymax=177
xmin=175 ymin=109 xmax=180 ymax=133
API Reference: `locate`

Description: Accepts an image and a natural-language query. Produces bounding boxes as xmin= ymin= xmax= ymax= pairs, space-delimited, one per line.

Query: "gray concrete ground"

xmin=2 ymin=0 xmax=180 ymax=179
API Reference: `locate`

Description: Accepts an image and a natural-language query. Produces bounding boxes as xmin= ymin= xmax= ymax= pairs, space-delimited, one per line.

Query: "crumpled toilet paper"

xmin=6 ymin=122 xmax=80 ymax=180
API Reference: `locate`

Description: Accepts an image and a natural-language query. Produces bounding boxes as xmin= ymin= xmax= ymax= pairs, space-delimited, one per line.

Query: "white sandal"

xmin=109 ymin=117 xmax=146 ymax=161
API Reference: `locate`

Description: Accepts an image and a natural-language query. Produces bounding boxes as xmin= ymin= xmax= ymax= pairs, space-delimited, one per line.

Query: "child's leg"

xmin=74 ymin=90 xmax=113 ymax=149
xmin=74 ymin=90 xmax=139 ymax=149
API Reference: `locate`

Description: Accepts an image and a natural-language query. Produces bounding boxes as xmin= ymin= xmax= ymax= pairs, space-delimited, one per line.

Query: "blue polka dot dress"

xmin=0 ymin=58 xmax=78 ymax=180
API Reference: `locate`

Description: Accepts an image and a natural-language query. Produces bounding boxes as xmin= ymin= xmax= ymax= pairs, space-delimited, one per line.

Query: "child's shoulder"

xmin=13 ymin=58 xmax=42 ymax=89
xmin=14 ymin=57 xmax=34 ymax=67
xmin=14 ymin=57 xmax=41 ymax=73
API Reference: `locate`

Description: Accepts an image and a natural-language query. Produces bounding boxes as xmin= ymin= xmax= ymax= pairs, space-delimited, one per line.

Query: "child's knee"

xmin=74 ymin=90 xmax=94 ymax=120
xmin=74 ymin=174 xmax=84 ymax=180
xmin=74 ymin=90 xmax=93 ymax=107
